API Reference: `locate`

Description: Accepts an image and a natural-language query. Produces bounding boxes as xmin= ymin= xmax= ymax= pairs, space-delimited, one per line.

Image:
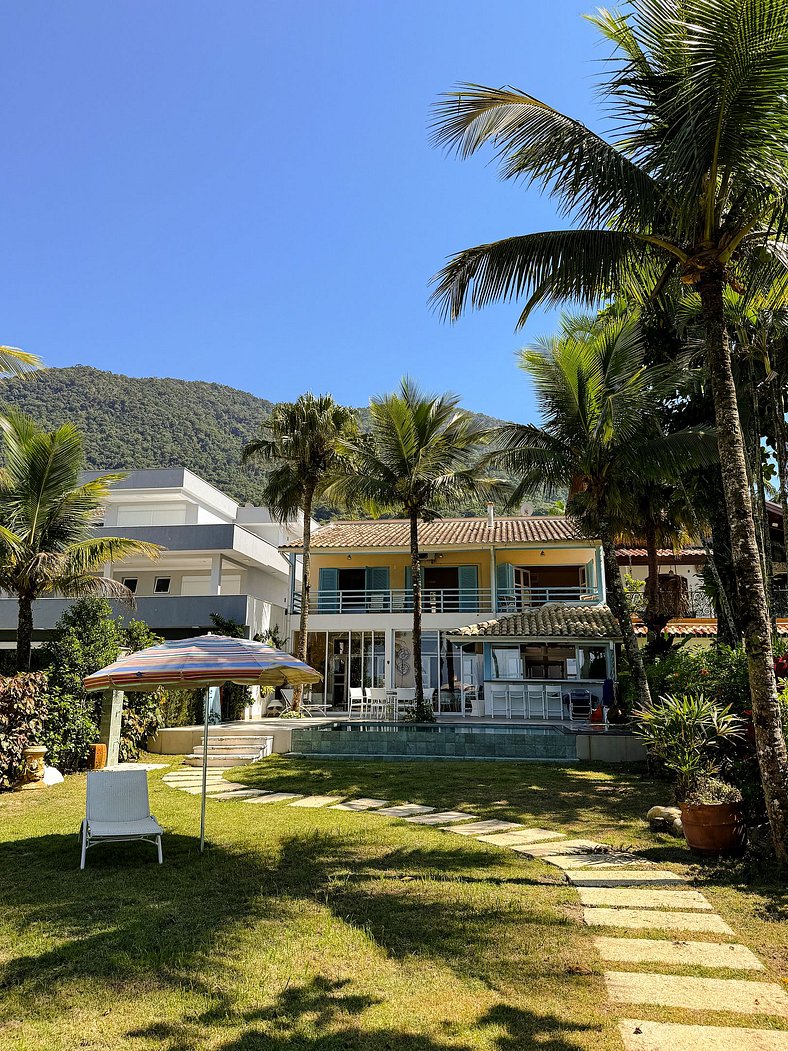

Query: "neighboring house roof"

xmin=280 ymin=516 xmax=582 ymax=552
xmin=448 ymin=604 xmax=621 ymax=640
xmin=633 ymin=617 xmax=788 ymax=637
xmin=616 ymin=546 xmax=706 ymax=564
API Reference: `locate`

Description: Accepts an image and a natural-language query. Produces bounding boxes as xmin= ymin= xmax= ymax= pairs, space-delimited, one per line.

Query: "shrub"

xmin=634 ymin=692 xmax=746 ymax=801
xmin=40 ymin=599 xmax=164 ymax=769
xmin=0 ymin=673 xmax=48 ymax=789
xmin=161 ymin=688 xmax=203 ymax=727
xmin=684 ymin=776 xmax=743 ymax=807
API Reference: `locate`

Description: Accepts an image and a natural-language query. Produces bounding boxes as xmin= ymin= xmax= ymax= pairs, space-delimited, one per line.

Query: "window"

xmin=154 ymin=577 xmax=171 ymax=594
xmin=122 ymin=577 xmax=138 ymax=595
xmin=578 ymin=645 xmax=608 ymax=679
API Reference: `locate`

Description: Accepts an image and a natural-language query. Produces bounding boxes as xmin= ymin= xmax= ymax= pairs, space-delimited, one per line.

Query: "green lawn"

xmin=1 ymin=755 xmax=787 ymax=1051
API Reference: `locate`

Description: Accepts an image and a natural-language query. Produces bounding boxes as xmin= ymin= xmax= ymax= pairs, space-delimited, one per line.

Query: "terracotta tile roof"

xmin=448 ymin=604 xmax=621 ymax=640
xmin=616 ymin=546 xmax=705 ymax=563
xmin=633 ymin=618 xmax=788 ymax=637
xmin=281 ymin=516 xmax=582 ymax=551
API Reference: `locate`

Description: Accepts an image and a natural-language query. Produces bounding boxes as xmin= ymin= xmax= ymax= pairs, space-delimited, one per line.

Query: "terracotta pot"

xmin=680 ymin=801 xmax=746 ymax=856
xmin=88 ymin=743 xmax=107 ymax=770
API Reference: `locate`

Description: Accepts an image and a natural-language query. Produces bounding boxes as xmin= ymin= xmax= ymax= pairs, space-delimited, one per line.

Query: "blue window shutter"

xmin=496 ymin=563 xmax=514 ymax=610
xmin=457 ymin=565 xmax=478 ymax=611
xmin=365 ymin=566 xmax=390 ymax=611
xmin=318 ymin=567 xmax=338 ymax=613
xmin=365 ymin=566 xmax=389 ymax=591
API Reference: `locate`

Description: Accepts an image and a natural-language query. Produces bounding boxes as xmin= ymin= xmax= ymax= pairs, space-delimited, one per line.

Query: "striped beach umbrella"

xmin=83 ymin=633 xmax=322 ymax=692
xmin=83 ymin=634 xmax=322 ymax=852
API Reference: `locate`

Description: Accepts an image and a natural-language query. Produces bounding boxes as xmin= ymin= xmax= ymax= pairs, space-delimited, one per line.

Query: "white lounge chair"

xmin=80 ymin=770 xmax=164 ymax=869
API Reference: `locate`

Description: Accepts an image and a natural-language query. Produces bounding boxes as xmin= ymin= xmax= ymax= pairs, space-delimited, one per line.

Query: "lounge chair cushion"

xmin=87 ymin=817 xmax=164 ymax=838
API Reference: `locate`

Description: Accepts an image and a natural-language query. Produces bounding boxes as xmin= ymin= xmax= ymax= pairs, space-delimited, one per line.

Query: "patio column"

xmin=99 ymin=689 xmax=124 ymax=767
xmin=210 ymin=554 xmax=222 ymax=596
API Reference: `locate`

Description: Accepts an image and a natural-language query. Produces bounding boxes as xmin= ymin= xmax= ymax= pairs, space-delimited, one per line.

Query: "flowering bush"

xmin=0 ymin=673 xmax=48 ymax=789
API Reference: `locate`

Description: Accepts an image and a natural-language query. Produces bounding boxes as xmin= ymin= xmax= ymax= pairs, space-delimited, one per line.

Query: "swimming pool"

xmin=289 ymin=721 xmax=578 ymax=761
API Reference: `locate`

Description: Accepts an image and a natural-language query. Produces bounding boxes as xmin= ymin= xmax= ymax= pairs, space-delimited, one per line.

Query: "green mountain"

xmin=0 ymin=366 xmax=547 ymax=515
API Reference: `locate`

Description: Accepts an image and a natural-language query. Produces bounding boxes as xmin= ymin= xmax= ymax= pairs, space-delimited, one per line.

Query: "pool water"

xmin=318 ymin=721 xmax=565 ymax=736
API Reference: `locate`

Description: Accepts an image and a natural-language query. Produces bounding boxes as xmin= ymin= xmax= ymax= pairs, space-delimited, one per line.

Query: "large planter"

xmin=14 ymin=745 xmax=47 ymax=792
xmin=680 ymin=801 xmax=746 ymax=856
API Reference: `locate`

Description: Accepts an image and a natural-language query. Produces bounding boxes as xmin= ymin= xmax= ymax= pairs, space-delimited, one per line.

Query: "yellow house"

xmin=280 ymin=513 xmax=619 ymax=719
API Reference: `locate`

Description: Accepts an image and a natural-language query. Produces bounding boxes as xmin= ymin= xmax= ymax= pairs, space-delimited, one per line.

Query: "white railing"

xmin=309 ymin=588 xmax=494 ymax=614
xmin=496 ymin=586 xmax=601 ymax=610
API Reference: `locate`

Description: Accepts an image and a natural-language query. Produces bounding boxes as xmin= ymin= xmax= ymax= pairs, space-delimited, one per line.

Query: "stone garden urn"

xmin=15 ymin=745 xmax=48 ymax=791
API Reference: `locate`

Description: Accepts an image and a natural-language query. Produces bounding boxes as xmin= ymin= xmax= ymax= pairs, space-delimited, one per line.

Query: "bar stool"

xmin=489 ymin=686 xmax=510 ymax=718
xmin=527 ymin=683 xmax=547 ymax=719
xmin=508 ymin=684 xmax=527 ymax=718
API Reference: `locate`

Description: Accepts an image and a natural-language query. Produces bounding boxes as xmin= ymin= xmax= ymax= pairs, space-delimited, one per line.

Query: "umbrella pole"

xmin=199 ymin=687 xmax=210 ymax=853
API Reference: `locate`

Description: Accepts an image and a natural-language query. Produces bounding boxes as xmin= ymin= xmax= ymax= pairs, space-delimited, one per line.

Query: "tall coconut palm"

xmin=489 ymin=315 xmax=716 ymax=709
xmin=431 ymin=0 xmax=788 ymax=858
xmin=327 ymin=378 xmax=504 ymax=721
xmin=0 ymin=345 xmax=42 ymax=378
xmin=242 ymin=394 xmax=359 ymax=712
xmin=0 ymin=413 xmax=161 ymax=671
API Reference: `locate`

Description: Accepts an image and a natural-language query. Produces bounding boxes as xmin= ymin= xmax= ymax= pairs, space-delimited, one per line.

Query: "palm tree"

xmin=242 ymin=394 xmax=359 ymax=712
xmin=431 ymin=0 xmax=788 ymax=858
xmin=489 ymin=315 xmax=716 ymax=710
xmin=0 ymin=413 xmax=161 ymax=671
xmin=0 ymin=345 xmax=42 ymax=377
xmin=328 ymin=378 xmax=504 ymax=721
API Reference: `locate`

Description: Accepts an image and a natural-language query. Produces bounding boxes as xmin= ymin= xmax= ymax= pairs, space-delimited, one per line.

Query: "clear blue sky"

xmin=1 ymin=1 xmax=602 ymax=423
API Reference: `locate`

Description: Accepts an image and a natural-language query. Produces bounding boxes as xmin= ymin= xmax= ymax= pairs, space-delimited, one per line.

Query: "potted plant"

xmin=634 ymin=693 xmax=746 ymax=855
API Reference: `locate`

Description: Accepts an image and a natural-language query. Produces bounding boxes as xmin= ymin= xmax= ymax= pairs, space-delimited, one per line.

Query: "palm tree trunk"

xmin=770 ymin=378 xmax=788 ymax=609
xmin=292 ymin=485 xmax=315 ymax=713
xmin=601 ymin=533 xmax=651 ymax=710
xmin=16 ymin=594 xmax=33 ymax=672
xmin=409 ymin=510 xmax=429 ymax=720
xmin=643 ymin=524 xmax=671 ymax=659
xmin=699 ymin=268 xmax=788 ymax=863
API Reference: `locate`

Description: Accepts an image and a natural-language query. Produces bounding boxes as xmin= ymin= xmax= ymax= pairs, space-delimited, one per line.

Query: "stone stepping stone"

xmin=579 ymin=887 xmax=712 ymax=911
xmin=517 ymin=838 xmax=606 ymax=856
xmin=404 ymin=811 xmax=479 ymax=825
xmin=289 ymin=795 xmax=345 ymax=808
xmin=445 ymin=820 xmax=525 ymax=835
xmin=210 ymin=789 xmax=269 ymax=801
xmin=594 ymin=937 xmax=764 ymax=971
xmin=619 ymin=1018 xmax=788 ymax=1050
xmin=245 ymin=792 xmax=302 ymax=804
xmin=584 ymin=908 xmax=734 ymax=934
xmin=329 ymin=798 xmax=389 ymax=811
xmin=567 ymin=869 xmax=687 ymax=887
xmin=163 ymin=775 xmax=225 ymax=783
xmin=179 ymin=784 xmax=240 ymax=795
xmin=605 ymin=972 xmax=788 ymax=1017
xmin=476 ymin=829 xmax=565 ymax=846
xmin=540 ymin=851 xmax=640 ymax=869
xmin=376 ymin=803 xmax=435 ymax=818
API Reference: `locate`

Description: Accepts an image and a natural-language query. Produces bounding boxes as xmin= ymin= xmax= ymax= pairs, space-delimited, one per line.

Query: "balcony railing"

xmin=496 ymin=586 xmax=601 ymax=610
xmin=294 ymin=585 xmax=601 ymax=615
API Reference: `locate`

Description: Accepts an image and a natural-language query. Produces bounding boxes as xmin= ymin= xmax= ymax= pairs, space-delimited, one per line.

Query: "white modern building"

xmin=0 ymin=468 xmax=304 ymax=647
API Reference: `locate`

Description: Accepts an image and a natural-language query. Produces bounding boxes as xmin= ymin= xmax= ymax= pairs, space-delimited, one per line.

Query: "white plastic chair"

xmin=489 ymin=686 xmax=510 ymax=718
xmin=395 ymin=688 xmax=416 ymax=719
xmin=80 ymin=770 xmax=163 ymax=869
xmin=366 ymin=687 xmax=388 ymax=720
xmin=348 ymin=687 xmax=365 ymax=718
xmin=545 ymin=685 xmax=564 ymax=720
xmin=508 ymin=685 xmax=527 ymax=719
xmin=527 ymin=684 xmax=547 ymax=719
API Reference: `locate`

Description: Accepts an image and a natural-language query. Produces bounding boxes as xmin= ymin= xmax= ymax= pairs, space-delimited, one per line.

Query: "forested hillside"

xmin=0 ymin=366 xmax=551 ymax=515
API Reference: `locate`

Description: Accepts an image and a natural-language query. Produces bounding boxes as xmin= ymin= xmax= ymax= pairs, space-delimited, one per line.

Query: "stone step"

xmin=404 ymin=810 xmax=479 ymax=825
xmin=567 ymin=869 xmax=687 ymax=887
xmin=584 ymin=907 xmax=734 ymax=934
xmin=476 ymin=828 xmax=565 ymax=846
xmin=605 ymin=971 xmax=788 ymax=1017
xmin=517 ymin=838 xmax=606 ymax=856
xmin=289 ymin=795 xmax=345 ymax=808
xmin=578 ymin=887 xmax=712 ymax=911
xmin=184 ymin=755 xmax=264 ymax=768
xmin=444 ymin=820 xmax=525 ymax=835
xmin=540 ymin=851 xmax=640 ymax=869
xmin=329 ymin=798 xmax=389 ymax=811
xmin=376 ymin=803 xmax=435 ymax=818
xmin=210 ymin=789 xmax=269 ymax=801
xmin=619 ymin=1019 xmax=788 ymax=1050
xmin=594 ymin=937 xmax=764 ymax=971
xmin=245 ymin=792 xmax=303 ymax=804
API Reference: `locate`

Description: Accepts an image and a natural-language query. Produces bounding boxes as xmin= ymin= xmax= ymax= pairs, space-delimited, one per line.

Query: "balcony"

xmin=298 ymin=585 xmax=601 ymax=615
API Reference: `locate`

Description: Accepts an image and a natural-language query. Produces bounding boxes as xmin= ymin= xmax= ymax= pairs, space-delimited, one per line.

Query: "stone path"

xmin=161 ymin=766 xmax=787 ymax=1047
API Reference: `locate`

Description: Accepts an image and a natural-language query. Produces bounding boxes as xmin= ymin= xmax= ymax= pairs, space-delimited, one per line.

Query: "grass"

xmin=0 ymin=755 xmax=786 ymax=1051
